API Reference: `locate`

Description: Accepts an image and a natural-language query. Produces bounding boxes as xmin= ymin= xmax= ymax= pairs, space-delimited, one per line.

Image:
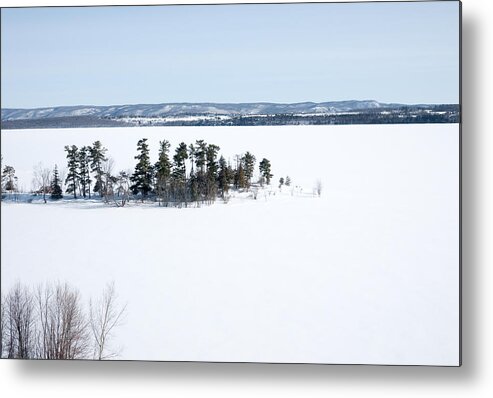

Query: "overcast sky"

xmin=1 ymin=1 xmax=460 ymax=109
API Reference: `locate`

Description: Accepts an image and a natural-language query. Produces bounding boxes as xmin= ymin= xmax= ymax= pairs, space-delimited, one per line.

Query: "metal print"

xmin=0 ymin=1 xmax=461 ymax=365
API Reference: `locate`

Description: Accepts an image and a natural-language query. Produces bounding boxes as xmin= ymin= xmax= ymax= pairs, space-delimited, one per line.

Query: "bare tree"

xmin=4 ymin=283 xmax=36 ymax=358
xmin=33 ymin=163 xmax=52 ymax=203
xmin=102 ymin=158 xmax=115 ymax=203
xmin=112 ymin=171 xmax=131 ymax=207
xmin=2 ymin=282 xmax=126 ymax=360
xmin=36 ymin=283 xmax=90 ymax=359
xmin=1 ymin=294 xmax=5 ymax=357
xmin=316 ymin=179 xmax=323 ymax=197
xmin=58 ymin=166 xmax=67 ymax=194
xmin=89 ymin=282 xmax=126 ymax=360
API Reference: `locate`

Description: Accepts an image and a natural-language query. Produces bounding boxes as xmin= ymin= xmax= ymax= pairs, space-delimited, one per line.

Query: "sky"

xmin=1 ymin=1 xmax=460 ymax=109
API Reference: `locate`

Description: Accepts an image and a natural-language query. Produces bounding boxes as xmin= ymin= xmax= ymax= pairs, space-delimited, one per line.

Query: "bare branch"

xmin=32 ymin=163 xmax=52 ymax=203
xmin=35 ymin=282 xmax=90 ymax=359
xmin=1 ymin=293 xmax=5 ymax=358
xmin=89 ymin=282 xmax=126 ymax=360
xmin=3 ymin=283 xmax=36 ymax=358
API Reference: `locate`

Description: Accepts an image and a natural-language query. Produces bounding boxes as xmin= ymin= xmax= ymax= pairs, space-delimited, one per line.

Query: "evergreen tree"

xmin=235 ymin=163 xmax=246 ymax=189
xmin=285 ymin=176 xmax=291 ymax=186
xmin=242 ymin=152 xmax=256 ymax=188
xmin=279 ymin=177 xmax=284 ymax=189
xmin=130 ymin=138 xmax=153 ymax=200
xmin=50 ymin=165 xmax=63 ymax=200
xmin=217 ymin=156 xmax=231 ymax=198
xmin=193 ymin=140 xmax=207 ymax=201
xmin=1 ymin=165 xmax=16 ymax=196
xmin=187 ymin=143 xmax=199 ymax=203
xmin=155 ymin=140 xmax=172 ymax=205
xmin=193 ymin=140 xmax=207 ymax=173
xmin=78 ymin=146 xmax=91 ymax=198
xmin=227 ymin=161 xmax=235 ymax=187
xmin=89 ymin=141 xmax=108 ymax=197
xmin=64 ymin=145 xmax=79 ymax=199
xmin=259 ymin=158 xmax=273 ymax=185
xmin=188 ymin=143 xmax=196 ymax=176
xmin=189 ymin=167 xmax=199 ymax=203
xmin=205 ymin=144 xmax=220 ymax=202
xmin=171 ymin=142 xmax=189 ymax=205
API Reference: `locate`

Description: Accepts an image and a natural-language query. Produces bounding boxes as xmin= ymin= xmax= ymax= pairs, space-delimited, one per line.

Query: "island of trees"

xmin=1 ymin=139 xmax=300 ymax=207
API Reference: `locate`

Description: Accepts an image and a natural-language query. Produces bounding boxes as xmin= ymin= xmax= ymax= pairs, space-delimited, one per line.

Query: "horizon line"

xmin=1 ymin=99 xmax=460 ymax=111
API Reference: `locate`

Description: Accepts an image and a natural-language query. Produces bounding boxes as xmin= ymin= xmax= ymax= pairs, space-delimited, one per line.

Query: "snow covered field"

xmin=1 ymin=124 xmax=459 ymax=365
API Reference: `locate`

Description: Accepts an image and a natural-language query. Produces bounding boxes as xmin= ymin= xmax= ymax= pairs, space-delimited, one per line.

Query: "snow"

xmin=0 ymin=124 xmax=459 ymax=365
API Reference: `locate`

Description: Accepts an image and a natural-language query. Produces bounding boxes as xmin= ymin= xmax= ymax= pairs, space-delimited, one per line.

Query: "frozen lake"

xmin=1 ymin=124 xmax=459 ymax=365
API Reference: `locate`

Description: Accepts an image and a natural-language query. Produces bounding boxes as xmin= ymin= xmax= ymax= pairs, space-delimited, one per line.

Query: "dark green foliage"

xmin=155 ymin=140 xmax=172 ymax=205
xmin=130 ymin=138 xmax=153 ymax=199
xmin=189 ymin=168 xmax=199 ymax=203
xmin=234 ymin=162 xmax=246 ymax=190
xmin=217 ymin=156 xmax=232 ymax=198
xmin=259 ymin=158 xmax=273 ymax=185
xmin=171 ymin=142 xmax=189 ymax=205
xmin=193 ymin=140 xmax=207 ymax=173
xmin=205 ymin=144 xmax=220 ymax=202
xmin=78 ymin=146 xmax=91 ymax=198
xmin=190 ymin=140 xmax=208 ymax=203
xmin=89 ymin=141 xmax=107 ymax=197
xmin=227 ymin=162 xmax=235 ymax=186
xmin=41 ymin=137 xmax=282 ymax=207
xmin=50 ymin=165 xmax=63 ymax=200
xmin=242 ymin=152 xmax=256 ymax=188
xmin=64 ymin=145 xmax=79 ymax=198
xmin=172 ymin=142 xmax=188 ymax=181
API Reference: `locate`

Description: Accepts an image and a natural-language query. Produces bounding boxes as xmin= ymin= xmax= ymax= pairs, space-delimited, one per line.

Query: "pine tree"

xmin=218 ymin=156 xmax=230 ymax=198
xmin=236 ymin=164 xmax=246 ymax=189
xmin=50 ymin=165 xmax=63 ymax=200
xmin=233 ymin=154 xmax=247 ymax=191
xmin=279 ymin=177 xmax=284 ymax=189
xmin=171 ymin=142 xmax=189 ymax=205
xmin=130 ymin=138 xmax=153 ymax=200
xmin=242 ymin=152 xmax=256 ymax=189
xmin=189 ymin=167 xmax=199 ymax=203
xmin=89 ymin=141 xmax=108 ymax=197
xmin=227 ymin=161 xmax=235 ymax=187
xmin=155 ymin=140 xmax=172 ymax=205
xmin=285 ymin=176 xmax=291 ymax=186
xmin=1 ymin=165 xmax=16 ymax=196
xmin=64 ymin=145 xmax=79 ymax=199
xmin=78 ymin=146 xmax=91 ymax=198
xmin=259 ymin=158 xmax=273 ymax=185
xmin=187 ymin=143 xmax=199 ymax=204
xmin=205 ymin=144 xmax=220 ymax=202
xmin=193 ymin=140 xmax=207 ymax=201
xmin=193 ymin=140 xmax=207 ymax=173
xmin=188 ymin=143 xmax=196 ymax=176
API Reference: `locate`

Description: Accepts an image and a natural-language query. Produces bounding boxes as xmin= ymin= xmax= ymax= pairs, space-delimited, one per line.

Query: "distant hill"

xmin=1 ymin=100 xmax=459 ymax=129
xmin=0 ymin=100 xmax=410 ymax=120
